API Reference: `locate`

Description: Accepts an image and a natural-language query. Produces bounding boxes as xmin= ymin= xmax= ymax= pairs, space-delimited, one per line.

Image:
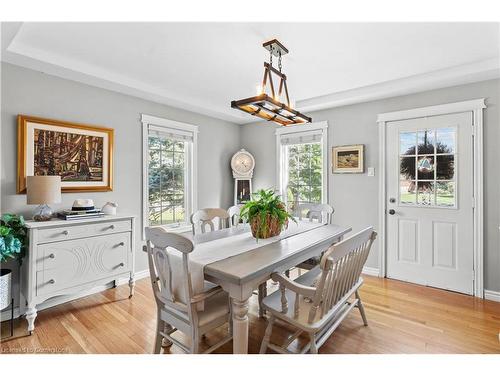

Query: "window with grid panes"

xmin=143 ymin=118 xmax=196 ymax=230
xmin=147 ymin=136 xmax=188 ymax=225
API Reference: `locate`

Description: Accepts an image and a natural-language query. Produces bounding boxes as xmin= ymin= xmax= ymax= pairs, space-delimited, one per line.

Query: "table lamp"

xmin=26 ymin=176 xmax=62 ymax=221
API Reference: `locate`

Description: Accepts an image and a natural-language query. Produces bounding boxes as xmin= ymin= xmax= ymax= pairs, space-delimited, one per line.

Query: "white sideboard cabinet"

xmin=21 ymin=215 xmax=136 ymax=333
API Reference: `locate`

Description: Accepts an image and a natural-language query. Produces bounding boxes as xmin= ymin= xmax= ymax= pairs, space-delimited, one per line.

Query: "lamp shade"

xmin=26 ymin=176 xmax=62 ymax=205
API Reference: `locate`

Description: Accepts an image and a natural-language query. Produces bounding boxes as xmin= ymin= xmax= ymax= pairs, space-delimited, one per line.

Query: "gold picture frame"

xmin=332 ymin=144 xmax=364 ymax=174
xmin=17 ymin=115 xmax=114 ymax=193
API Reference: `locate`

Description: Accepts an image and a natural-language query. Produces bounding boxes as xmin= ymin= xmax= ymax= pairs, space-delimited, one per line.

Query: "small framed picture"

xmin=17 ymin=115 xmax=114 ymax=193
xmin=332 ymin=144 xmax=364 ymax=174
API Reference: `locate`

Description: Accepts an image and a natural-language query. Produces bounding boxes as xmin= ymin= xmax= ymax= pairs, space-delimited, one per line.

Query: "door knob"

xmin=388 ymin=209 xmax=396 ymax=215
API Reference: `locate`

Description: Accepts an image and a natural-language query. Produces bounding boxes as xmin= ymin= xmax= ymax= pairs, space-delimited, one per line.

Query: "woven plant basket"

xmin=250 ymin=214 xmax=288 ymax=239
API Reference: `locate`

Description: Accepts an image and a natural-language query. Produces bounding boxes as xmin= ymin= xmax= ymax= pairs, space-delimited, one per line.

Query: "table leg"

xmin=232 ymin=297 xmax=249 ymax=354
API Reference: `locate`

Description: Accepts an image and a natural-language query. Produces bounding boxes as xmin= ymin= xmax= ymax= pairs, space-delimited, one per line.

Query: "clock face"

xmin=232 ymin=153 xmax=254 ymax=174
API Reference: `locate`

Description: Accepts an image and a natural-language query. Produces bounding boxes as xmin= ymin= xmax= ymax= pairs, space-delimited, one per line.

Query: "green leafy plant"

xmin=0 ymin=214 xmax=28 ymax=263
xmin=240 ymin=189 xmax=296 ymax=240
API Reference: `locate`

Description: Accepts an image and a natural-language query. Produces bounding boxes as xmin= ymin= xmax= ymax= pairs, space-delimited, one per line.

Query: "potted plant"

xmin=240 ymin=189 xmax=296 ymax=240
xmin=0 ymin=214 xmax=28 ymax=310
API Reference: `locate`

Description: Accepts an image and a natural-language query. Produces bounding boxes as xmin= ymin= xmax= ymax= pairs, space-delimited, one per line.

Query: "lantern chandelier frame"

xmin=231 ymin=39 xmax=312 ymax=126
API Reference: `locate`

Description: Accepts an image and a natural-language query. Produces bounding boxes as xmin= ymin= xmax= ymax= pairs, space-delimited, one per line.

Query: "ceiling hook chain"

xmin=269 ymin=47 xmax=273 ymax=67
xmin=278 ymin=49 xmax=282 ymax=72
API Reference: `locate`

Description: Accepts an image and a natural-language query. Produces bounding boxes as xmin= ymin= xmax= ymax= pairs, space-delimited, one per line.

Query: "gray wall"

xmin=240 ymin=79 xmax=500 ymax=293
xmin=1 ymin=62 xmax=240 ymax=278
xmin=1 ymin=61 xmax=499 ymax=304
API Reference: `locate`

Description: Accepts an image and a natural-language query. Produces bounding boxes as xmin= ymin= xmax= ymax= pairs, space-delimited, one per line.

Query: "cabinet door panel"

xmin=36 ymin=233 xmax=130 ymax=296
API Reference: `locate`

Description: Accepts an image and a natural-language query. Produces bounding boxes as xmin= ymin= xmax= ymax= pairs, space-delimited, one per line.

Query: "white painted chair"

xmin=296 ymin=203 xmax=335 ymax=271
xmin=145 ymin=227 xmax=232 ymax=354
xmin=227 ymin=204 xmax=246 ymax=227
xmin=297 ymin=203 xmax=334 ymax=224
xmin=260 ymin=227 xmax=377 ymax=354
xmin=190 ymin=208 xmax=230 ymax=235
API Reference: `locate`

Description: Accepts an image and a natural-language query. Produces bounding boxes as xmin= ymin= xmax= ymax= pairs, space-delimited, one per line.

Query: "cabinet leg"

xmin=128 ymin=275 xmax=135 ymax=298
xmin=26 ymin=304 xmax=37 ymax=334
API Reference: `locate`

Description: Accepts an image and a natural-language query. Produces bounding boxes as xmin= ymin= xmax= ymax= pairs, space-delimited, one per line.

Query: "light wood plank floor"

xmin=1 ymin=275 xmax=499 ymax=354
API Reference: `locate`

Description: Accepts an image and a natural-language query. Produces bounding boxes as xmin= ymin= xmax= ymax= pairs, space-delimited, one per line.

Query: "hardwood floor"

xmin=1 ymin=274 xmax=499 ymax=354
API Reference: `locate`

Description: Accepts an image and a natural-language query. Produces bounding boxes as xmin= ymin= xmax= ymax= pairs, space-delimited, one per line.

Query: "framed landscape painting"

xmin=17 ymin=115 xmax=114 ymax=193
xmin=332 ymin=144 xmax=364 ymax=174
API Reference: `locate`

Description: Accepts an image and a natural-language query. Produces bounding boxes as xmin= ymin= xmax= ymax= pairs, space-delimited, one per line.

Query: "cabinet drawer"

xmin=36 ymin=233 xmax=130 ymax=296
xmin=37 ymin=219 xmax=132 ymax=243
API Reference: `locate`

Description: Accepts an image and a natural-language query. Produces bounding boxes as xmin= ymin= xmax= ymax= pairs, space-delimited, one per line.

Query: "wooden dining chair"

xmin=295 ymin=203 xmax=335 ymax=271
xmin=190 ymin=208 xmax=230 ymax=235
xmin=297 ymin=203 xmax=334 ymax=224
xmin=145 ymin=227 xmax=232 ymax=354
xmin=259 ymin=227 xmax=377 ymax=354
xmin=227 ymin=204 xmax=246 ymax=227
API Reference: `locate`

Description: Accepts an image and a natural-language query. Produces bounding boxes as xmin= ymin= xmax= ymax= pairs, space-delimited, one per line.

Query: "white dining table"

xmin=182 ymin=221 xmax=351 ymax=354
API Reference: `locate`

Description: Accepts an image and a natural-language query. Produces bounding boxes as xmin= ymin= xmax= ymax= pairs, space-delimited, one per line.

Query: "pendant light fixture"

xmin=231 ymin=39 xmax=312 ymax=126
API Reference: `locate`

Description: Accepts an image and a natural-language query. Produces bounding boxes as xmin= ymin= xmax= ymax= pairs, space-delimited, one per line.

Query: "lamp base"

xmin=33 ymin=204 xmax=54 ymax=221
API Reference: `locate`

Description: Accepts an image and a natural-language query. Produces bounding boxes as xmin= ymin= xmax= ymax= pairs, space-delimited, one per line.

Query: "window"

xmin=276 ymin=122 xmax=328 ymax=215
xmin=142 ymin=115 xmax=198 ymax=232
xmin=399 ymin=127 xmax=456 ymax=208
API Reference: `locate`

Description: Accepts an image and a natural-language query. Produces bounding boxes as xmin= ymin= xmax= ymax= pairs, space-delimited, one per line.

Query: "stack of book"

xmin=57 ymin=208 xmax=105 ymax=220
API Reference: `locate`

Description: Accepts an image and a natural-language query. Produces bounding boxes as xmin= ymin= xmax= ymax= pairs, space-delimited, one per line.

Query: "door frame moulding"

xmin=376 ymin=98 xmax=486 ymax=298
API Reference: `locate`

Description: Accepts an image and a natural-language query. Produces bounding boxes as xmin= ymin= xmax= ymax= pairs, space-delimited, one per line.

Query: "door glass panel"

xmin=400 ymin=132 xmax=416 ymax=155
xmin=417 ymin=181 xmax=435 ymax=206
xmin=436 ymin=181 xmax=455 ymax=207
xmin=417 ymin=156 xmax=434 ymax=180
xmin=399 ymin=127 xmax=456 ymax=208
xmin=436 ymin=155 xmax=454 ymax=180
xmin=417 ymin=130 xmax=435 ymax=154
xmin=400 ymin=180 xmax=416 ymax=204
xmin=436 ymin=128 xmax=455 ymax=154
xmin=400 ymin=156 xmax=415 ymax=180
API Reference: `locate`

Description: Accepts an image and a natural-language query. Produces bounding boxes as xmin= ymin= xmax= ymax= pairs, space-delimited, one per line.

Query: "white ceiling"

xmin=2 ymin=22 xmax=499 ymax=123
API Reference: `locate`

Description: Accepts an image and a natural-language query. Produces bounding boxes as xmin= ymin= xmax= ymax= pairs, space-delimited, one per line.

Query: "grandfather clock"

xmin=231 ymin=149 xmax=255 ymax=205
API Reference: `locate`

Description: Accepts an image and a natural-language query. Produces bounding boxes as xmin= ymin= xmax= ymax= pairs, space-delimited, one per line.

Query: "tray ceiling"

xmin=2 ymin=22 xmax=499 ymax=123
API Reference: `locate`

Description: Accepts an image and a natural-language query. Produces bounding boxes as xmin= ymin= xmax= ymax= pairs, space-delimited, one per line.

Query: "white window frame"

xmin=141 ymin=114 xmax=198 ymax=236
xmin=275 ymin=121 xmax=329 ymax=209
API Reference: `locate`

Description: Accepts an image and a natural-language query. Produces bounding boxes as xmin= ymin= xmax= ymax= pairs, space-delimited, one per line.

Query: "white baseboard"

xmin=0 ymin=269 xmax=150 ymax=322
xmin=362 ymin=266 xmax=380 ymax=277
xmin=484 ymin=289 xmax=500 ymax=302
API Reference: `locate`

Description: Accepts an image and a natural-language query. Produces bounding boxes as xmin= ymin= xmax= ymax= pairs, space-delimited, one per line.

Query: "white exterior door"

xmin=386 ymin=112 xmax=474 ymax=294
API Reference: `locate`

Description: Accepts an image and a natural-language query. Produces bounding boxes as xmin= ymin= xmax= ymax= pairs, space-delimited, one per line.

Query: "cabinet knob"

xmin=108 ymin=225 xmax=115 ymax=230
xmin=49 ymin=253 xmax=55 ymax=259
xmin=118 ymin=262 xmax=125 ymax=267
xmin=62 ymin=230 xmax=69 ymax=235
xmin=49 ymin=279 xmax=56 ymax=284
xmin=119 ymin=242 xmax=125 ymax=246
